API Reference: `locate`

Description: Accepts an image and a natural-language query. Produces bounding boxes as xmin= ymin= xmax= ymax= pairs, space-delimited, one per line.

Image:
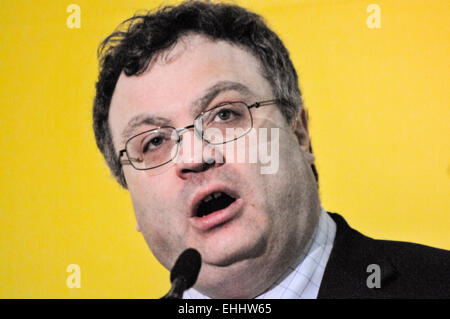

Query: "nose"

xmin=174 ymin=129 xmax=224 ymax=179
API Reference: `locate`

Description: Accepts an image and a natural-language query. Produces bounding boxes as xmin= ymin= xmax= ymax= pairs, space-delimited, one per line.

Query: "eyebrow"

xmin=121 ymin=115 xmax=171 ymax=145
xmin=120 ymin=80 xmax=254 ymax=145
xmin=189 ymin=81 xmax=253 ymax=116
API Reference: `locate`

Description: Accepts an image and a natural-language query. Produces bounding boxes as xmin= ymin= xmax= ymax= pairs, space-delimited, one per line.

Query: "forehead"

xmin=108 ymin=34 xmax=273 ymax=146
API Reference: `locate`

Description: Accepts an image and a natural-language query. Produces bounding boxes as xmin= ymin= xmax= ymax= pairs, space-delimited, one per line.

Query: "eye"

xmin=215 ymin=109 xmax=233 ymax=121
xmin=211 ymin=106 xmax=242 ymax=124
xmin=142 ymin=135 xmax=166 ymax=153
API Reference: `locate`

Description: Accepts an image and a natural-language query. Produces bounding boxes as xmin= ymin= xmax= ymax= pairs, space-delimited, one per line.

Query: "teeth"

xmin=201 ymin=192 xmax=224 ymax=203
xmin=203 ymin=194 xmax=213 ymax=203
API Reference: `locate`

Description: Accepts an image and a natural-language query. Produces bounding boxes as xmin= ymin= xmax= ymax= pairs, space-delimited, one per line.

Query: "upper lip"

xmin=188 ymin=184 xmax=239 ymax=218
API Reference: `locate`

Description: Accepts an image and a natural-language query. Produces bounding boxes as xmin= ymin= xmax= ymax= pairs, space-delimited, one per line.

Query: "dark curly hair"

xmin=93 ymin=0 xmax=312 ymax=188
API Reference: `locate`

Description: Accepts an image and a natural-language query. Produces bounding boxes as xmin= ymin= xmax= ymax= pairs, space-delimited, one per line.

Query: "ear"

xmin=292 ymin=108 xmax=315 ymax=165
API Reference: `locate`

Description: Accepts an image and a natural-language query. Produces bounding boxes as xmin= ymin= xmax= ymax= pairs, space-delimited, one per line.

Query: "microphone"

xmin=161 ymin=248 xmax=202 ymax=299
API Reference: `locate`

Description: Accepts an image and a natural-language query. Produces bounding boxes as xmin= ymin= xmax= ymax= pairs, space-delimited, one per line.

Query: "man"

xmin=93 ymin=1 xmax=449 ymax=298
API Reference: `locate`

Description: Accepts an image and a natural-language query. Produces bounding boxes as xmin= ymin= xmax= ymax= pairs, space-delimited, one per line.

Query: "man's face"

xmin=109 ymin=34 xmax=320 ymax=297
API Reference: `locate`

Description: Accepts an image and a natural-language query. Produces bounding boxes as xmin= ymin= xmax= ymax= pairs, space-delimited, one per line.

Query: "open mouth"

xmin=195 ymin=192 xmax=237 ymax=218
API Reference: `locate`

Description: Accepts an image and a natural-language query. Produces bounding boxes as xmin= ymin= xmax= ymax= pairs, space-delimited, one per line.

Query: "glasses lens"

xmin=126 ymin=127 xmax=179 ymax=169
xmin=195 ymin=102 xmax=252 ymax=145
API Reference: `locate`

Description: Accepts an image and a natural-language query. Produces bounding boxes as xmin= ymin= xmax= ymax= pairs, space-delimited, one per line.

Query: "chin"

xmin=187 ymin=207 xmax=270 ymax=268
xmin=199 ymin=230 xmax=268 ymax=268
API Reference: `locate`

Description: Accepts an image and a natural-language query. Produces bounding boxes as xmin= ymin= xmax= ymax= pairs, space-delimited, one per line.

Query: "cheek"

xmin=260 ymin=129 xmax=312 ymax=208
xmin=125 ymin=168 xmax=175 ymax=207
xmin=126 ymin=172 xmax=186 ymax=244
xmin=128 ymin=177 xmax=175 ymax=229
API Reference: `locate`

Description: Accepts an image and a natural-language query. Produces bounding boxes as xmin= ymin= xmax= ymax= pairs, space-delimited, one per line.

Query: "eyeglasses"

xmin=118 ymin=99 xmax=278 ymax=170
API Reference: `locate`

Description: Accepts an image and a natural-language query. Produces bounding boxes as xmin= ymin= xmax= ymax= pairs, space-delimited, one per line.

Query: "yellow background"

xmin=0 ymin=0 xmax=448 ymax=298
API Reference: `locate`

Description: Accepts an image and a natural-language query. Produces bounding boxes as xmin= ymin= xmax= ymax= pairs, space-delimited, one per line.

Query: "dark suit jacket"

xmin=317 ymin=213 xmax=450 ymax=298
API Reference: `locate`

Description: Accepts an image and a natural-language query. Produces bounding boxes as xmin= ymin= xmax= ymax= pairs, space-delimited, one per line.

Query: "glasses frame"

xmin=118 ymin=99 xmax=278 ymax=170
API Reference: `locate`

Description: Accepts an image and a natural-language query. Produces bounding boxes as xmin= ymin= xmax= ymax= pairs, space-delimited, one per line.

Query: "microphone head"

xmin=170 ymin=248 xmax=202 ymax=289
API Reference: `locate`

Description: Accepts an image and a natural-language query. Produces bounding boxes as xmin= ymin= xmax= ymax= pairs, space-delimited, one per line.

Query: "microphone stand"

xmin=161 ymin=277 xmax=187 ymax=299
xmin=160 ymin=248 xmax=201 ymax=299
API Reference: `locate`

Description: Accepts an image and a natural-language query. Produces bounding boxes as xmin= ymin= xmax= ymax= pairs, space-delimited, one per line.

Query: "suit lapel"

xmin=318 ymin=213 xmax=399 ymax=298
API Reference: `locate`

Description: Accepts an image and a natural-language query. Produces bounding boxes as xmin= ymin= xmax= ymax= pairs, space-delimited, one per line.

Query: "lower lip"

xmin=189 ymin=198 xmax=243 ymax=231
